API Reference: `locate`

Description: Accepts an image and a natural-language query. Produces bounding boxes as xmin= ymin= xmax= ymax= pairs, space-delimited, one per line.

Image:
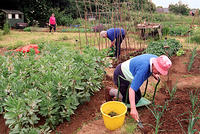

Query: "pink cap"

xmin=152 ymin=55 xmax=172 ymax=75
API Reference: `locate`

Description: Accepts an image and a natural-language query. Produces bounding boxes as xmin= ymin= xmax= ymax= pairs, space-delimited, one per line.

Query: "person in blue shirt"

xmin=106 ymin=54 xmax=172 ymax=121
xmin=100 ymin=28 xmax=125 ymax=58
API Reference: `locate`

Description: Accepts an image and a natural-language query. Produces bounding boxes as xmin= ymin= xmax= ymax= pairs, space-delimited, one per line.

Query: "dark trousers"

xmin=114 ymin=64 xmax=141 ymax=104
xmin=115 ymin=34 xmax=125 ymax=58
xmin=50 ymin=24 xmax=56 ymax=32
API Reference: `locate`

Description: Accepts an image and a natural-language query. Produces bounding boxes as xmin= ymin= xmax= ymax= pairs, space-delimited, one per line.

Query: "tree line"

xmin=1 ymin=0 xmax=156 ymax=26
xmin=2 ymin=0 xmax=196 ymax=27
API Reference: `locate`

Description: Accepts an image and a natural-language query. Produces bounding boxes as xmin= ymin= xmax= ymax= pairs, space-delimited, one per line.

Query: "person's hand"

xmin=152 ymin=73 xmax=160 ymax=80
xmin=130 ymin=108 xmax=139 ymax=121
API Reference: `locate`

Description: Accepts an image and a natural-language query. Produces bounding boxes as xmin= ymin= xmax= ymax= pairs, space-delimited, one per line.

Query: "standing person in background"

xmin=100 ymin=28 xmax=125 ymax=58
xmin=49 ymin=13 xmax=56 ymax=32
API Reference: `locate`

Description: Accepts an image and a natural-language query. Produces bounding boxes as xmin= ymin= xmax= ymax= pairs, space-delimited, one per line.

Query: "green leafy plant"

xmin=3 ymin=20 xmax=10 ymax=35
xmin=0 ymin=43 xmax=108 ymax=132
xmin=145 ymin=38 xmax=182 ymax=57
xmin=23 ymin=27 xmax=31 ymax=32
xmin=176 ymin=49 xmax=185 ymax=56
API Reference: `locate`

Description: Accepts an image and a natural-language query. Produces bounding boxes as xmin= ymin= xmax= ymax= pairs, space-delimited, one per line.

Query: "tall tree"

xmin=169 ymin=2 xmax=190 ymax=15
xmin=19 ymin=0 xmax=52 ymax=26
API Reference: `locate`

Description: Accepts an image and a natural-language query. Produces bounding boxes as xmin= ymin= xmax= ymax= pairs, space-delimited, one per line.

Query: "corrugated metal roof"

xmin=1 ymin=9 xmax=24 ymax=14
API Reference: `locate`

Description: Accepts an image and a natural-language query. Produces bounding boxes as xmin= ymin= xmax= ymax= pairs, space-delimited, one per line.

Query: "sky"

xmin=152 ymin=0 xmax=200 ymax=9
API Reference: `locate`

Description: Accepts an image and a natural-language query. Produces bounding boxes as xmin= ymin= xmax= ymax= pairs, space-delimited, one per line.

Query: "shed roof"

xmin=1 ymin=9 xmax=24 ymax=14
xmin=156 ymin=8 xmax=169 ymax=13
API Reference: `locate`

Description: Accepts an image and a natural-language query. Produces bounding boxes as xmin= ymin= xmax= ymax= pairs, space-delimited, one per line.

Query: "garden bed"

xmin=189 ymin=51 xmax=200 ymax=74
xmin=55 ymin=49 xmax=200 ymax=133
xmin=139 ymin=87 xmax=200 ymax=133
xmin=1 ymin=48 xmax=200 ymax=134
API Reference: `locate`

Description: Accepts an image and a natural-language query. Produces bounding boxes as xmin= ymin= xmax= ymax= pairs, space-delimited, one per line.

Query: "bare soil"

xmin=138 ymin=87 xmax=200 ymax=134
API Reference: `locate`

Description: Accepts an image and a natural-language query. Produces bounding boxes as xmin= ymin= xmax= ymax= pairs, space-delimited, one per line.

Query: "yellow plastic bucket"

xmin=100 ymin=101 xmax=127 ymax=130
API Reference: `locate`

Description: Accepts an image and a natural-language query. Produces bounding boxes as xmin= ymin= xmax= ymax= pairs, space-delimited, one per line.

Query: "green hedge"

xmin=0 ymin=43 xmax=108 ymax=133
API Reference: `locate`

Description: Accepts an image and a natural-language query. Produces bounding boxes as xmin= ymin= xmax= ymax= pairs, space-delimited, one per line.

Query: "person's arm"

xmin=129 ymin=87 xmax=139 ymax=121
xmin=110 ymin=41 xmax=115 ymax=48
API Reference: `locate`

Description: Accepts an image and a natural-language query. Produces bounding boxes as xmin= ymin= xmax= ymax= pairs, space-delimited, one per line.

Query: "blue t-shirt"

xmin=121 ymin=54 xmax=158 ymax=91
xmin=107 ymin=28 xmax=125 ymax=42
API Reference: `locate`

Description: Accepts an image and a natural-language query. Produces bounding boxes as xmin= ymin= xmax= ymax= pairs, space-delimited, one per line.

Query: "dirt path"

xmin=77 ymin=119 xmax=122 ymax=134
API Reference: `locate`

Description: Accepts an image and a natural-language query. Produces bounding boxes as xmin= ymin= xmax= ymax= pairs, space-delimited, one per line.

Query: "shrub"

xmin=60 ymin=16 xmax=73 ymax=26
xmin=23 ymin=27 xmax=31 ymax=32
xmin=3 ymin=21 xmax=10 ymax=35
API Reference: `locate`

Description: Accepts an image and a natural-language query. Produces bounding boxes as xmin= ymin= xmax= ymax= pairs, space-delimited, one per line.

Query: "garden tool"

xmin=136 ymin=119 xmax=144 ymax=129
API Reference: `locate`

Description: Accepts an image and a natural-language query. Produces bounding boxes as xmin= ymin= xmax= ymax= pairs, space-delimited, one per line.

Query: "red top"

xmin=49 ymin=16 xmax=56 ymax=25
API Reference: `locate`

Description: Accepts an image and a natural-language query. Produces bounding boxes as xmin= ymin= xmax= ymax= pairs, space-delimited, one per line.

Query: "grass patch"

xmin=120 ymin=117 xmax=137 ymax=134
xmin=0 ymin=30 xmax=84 ymax=49
xmin=30 ymin=38 xmax=47 ymax=44
xmin=50 ymin=41 xmax=73 ymax=47
xmin=59 ymin=35 xmax=69 ymax=41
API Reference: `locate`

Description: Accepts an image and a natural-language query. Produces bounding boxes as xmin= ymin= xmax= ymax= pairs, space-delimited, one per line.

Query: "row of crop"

xmin=0 ymin=44 xmax=108 ymax=133
xmin=146 ymin=85 xmax=200 ymax=134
